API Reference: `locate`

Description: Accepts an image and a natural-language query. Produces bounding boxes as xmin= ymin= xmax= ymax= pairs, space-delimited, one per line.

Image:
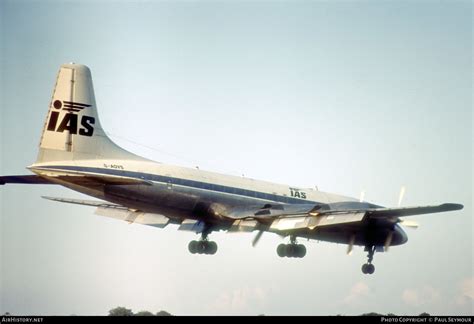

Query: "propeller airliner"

xmin=1 ymin=64 xmax=463 ymax=274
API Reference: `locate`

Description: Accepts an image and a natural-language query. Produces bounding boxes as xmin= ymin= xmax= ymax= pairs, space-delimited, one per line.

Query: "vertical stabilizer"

xmin=36 ymin=63 xmax=142 ymax=163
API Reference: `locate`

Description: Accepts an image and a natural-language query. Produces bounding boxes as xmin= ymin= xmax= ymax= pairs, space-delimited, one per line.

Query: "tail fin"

xmin=36 ymin=63 xmax=142 ymax=163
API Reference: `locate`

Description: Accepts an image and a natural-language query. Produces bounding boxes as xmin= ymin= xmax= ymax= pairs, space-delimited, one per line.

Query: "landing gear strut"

xmin=361 ymin=246 xmax=375 ymax=275
xmin=188 ymin=231 xmax=218 ymax=255
xmin=276 ymin=236 xmax=306 ymax=258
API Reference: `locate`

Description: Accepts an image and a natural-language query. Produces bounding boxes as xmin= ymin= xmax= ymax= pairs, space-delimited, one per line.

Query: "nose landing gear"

xmin=361 ymin=246 xmax=376 ymax=274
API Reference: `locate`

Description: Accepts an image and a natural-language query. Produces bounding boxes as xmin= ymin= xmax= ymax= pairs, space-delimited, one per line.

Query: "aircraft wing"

xmin=42 ymin=196 xmax=463 ymax=234
xmin=225 ymin=203 xmax=366 ymax=232
xmin=224 ymin=202 xmax=464 ymax=232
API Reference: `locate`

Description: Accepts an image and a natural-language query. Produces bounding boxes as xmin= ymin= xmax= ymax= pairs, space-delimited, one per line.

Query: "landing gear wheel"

xmin=197 ymin=241 xmax=207 ymax=254
xmin=367 ymin=264 xmax=375 ymax=274
xmin=277 ymin=244 xmax=286 ymax=257
xmin=207 ymin=241 xmax=218 ymax=255
xmin=277 ymin=244 xmax=307 ymax=258
xmin=286 ymin=244 xmax=296 ymax=257
xmin=188 ymin=225 xmax=218 ymax=255
xmin=188 ymin=240 xmax=218 ymax=255
xmin=361 ymin=263 xmax=375 ymax=275
xmin=188 ymin=240 xmax=198 ymax=254
xmin=361 ymin=263 xmax=369 ymax=274
xmin=296 ymin=244 xmax=306 ymax=258
xmin=361 ymin=245 xmax=377 ymax=274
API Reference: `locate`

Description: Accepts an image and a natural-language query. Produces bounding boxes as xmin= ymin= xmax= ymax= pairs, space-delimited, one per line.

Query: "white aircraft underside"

xmin=1 ymin=63 xmax=463 ymax=274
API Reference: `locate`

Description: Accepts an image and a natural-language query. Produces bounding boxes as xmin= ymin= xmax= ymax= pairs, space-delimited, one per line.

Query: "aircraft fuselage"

xmin=29 ymin=160 xmax=408 ymax=247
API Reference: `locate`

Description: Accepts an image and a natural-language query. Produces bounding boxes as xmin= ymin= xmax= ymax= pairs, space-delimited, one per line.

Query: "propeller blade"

xmin=384 ymin=231 xmax=394 ymax=252
xmin=347 ymin=234 xmax=355 ymax=255
xmin=359 ymin=190 xmax=365 ymax=203
xmin=398 ymin=186 xmax=406 ymax=207
xmin=252 ymin=230 xmax=264 ymax=247
xmin=399 ymin=219 xmax=419 ymax=229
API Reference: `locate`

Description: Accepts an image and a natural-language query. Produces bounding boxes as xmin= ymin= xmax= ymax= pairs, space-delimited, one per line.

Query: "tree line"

xmin=108 ymin=307 xmax=172 ymax=316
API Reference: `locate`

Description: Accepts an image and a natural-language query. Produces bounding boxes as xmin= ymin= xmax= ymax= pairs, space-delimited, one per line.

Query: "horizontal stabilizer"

xmin=30 ymin=168 xmax=152 ymax=186
xmin=95 ymin=207 xmax=169 ymax=228
xmin=1 ymin=175 xmax=53 ymax=185
xmin=43 ymin=196 xmax=170 ymax=228
xmin=42 ymin=196 xmax=121 ymax=208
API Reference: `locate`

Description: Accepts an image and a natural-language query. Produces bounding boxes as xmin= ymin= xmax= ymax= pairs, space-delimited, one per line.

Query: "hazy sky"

xmin=1 ymin=0 xmax=472 ymax=316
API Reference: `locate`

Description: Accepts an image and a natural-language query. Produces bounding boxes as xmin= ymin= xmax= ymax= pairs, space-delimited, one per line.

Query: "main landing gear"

xmin=188 ymin=231 xmax=218 ymax=255
xmin=361 ymin=246 xmax=376 ymax=275
xmin=276 ymin=236 xmax=306 ymax=258
xmin=188 ymin=240 xmax=217 ymax=255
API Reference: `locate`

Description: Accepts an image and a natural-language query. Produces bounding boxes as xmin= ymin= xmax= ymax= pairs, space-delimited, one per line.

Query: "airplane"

xmin=0 ymin=63 xmax=464 ymax=274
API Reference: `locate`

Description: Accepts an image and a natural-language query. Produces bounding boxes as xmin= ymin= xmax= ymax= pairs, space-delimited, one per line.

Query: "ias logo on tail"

xmin=53 ymin=100 xmax=91 ymax=112
xmin=47 ymin=100 xmax=95 ymax=137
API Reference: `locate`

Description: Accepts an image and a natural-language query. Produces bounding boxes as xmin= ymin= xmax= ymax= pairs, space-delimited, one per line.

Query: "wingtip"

xmin=441 ymin=203 xmax=464 ymax=211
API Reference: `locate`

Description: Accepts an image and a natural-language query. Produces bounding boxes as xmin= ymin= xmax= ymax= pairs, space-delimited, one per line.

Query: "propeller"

xmin=252 ymin=230 xmax=264 ymax=247
xmin=398 ymin=185 xmax=406 ymax=207
xmin=396 ymin=185 xmax=420 ymax=229
xmin=359 ymin=190 xmax=365 ymax=203
xmin=347 ymin=234 xmax=355 ymax=255
xmin=384 ymin=230 xmax=394 ymax=252
xmin=399 ymin=219 xmax=419 ymax=229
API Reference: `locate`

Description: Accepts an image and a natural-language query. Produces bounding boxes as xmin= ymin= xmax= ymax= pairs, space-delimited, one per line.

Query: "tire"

xmin=367 ymin=264 xmax=375 ymax=274
xmin=188 ymin=240 xmax=198 ymax=254
xmin=361 ymin=263 xmax=368 ymax=274
xmin=197 ymin=241 xmax=207 ymax=254
xmin=208 ymin=241 xmax=218 ymax=255
xmin=286 ymin=244 xmax=296 ymax=257
xmin=277 ymin=244 xmax=287 ymax=257
xmin=296 ymin=244 xmax=306 ymax=258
